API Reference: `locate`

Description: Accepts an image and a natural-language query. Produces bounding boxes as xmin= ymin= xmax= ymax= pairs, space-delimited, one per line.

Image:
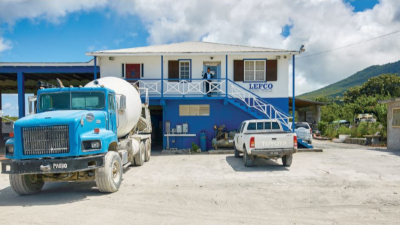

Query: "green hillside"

xmin=299 ymin=60 xmax=400 ymax=100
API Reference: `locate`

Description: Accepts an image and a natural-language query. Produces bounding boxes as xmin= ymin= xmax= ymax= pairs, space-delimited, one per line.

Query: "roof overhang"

xmin=86 ymin=51 xmax=301 ymax=57
xmin=378 ymin=98 xmax=400 ymax=104
xmin=289 ymin=97 xmax=327 ymax=108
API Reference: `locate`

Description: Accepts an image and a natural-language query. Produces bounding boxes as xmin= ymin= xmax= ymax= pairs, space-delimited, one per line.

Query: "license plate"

xmin=53 ymin=163 xmax=68 ymax=169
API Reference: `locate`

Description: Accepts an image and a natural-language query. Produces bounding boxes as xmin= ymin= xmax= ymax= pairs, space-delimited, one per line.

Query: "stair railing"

xmin=227 ymin=79 xmax=292 ymax=129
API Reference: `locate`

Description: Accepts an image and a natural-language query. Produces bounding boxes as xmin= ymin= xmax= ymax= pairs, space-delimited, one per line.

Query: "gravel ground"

xmin=1 ymin=140 xmax=400 ymax=225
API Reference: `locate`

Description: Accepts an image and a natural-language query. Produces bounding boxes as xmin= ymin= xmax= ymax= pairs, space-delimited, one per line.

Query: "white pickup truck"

xmin=234 ymin=119 xmax=298 ymax=167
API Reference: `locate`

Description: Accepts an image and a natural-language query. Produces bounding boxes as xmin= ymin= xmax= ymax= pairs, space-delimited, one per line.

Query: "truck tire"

xmin=134 ymin=141 xmax=145 ymax=166
xmin=9 ymin=174 xmax=44 ymax=195
xmin=95 ymin=151 xmax=123 ymax=193
xmin=145 ymin=140 xmax=151 ymax=162
xmin=282 ymin=154 xmax=293 ymax=167
xmin=234 ymin=143 xmax=240 ymax=158
xmin=243 ymin=147 xmax=253 ymax=167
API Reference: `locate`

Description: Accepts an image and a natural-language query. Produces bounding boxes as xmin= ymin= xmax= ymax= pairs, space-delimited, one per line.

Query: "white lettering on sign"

xmin=249 ymin=83 xmax=273 ymax=92
xmin=53 ymin=163 xmax=68 ymax=169
xmin=262 ymin=141 xmax=287 ymax=146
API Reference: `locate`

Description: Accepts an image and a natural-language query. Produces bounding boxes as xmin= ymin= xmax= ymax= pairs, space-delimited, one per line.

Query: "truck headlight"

xmin=6 ymin=145 xmax=14 ymax=156
xmin=82 ymin=140 xmax=102 ymax=151
xmin=91 ymin=141 xmax=101 ymax=149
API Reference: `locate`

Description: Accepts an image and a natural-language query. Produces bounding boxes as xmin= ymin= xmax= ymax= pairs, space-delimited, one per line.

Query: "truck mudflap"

xmin=1 ymin=154 xmax=105 ymax=175
xmin=250 ymin=148 xmax=297 ymax=157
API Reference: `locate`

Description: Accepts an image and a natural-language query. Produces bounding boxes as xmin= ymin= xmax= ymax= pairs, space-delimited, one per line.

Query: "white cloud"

xmin=107 ymin=0 xmax=400 ymax=95
xmin=1 ymin=0 xmax=400 ymax=96
xmin=3 ymin=103 xmax=12 ymax=110
xmin=0 ymin=0 xmax=109 ymax=27
xmin=0 ymin=37 xmax=12 ymax=54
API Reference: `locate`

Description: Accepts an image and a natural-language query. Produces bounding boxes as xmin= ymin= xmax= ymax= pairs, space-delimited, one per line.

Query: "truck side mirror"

xmin=119 ymin=95 xmax=126 ymax=111
xmin=28 ymin=96 xmax=37 ymax=115
xmin=0 ymin=110 xmax=3 ymax=117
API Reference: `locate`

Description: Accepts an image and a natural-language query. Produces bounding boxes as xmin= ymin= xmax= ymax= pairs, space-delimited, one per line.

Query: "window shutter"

xmin=266 ymin=60 xmax=277 ymax=81
xmin=168 ymin=60 xmax=179 ymax=82
xmin=234 ymin=60 xmax=244 ymax=81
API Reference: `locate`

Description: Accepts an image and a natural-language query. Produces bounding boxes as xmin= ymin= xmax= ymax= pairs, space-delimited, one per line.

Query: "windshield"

xmin=293 ymin=123 xmax=309 ymax=129
xmin=39 ymin=92 xmax=105 ymax=111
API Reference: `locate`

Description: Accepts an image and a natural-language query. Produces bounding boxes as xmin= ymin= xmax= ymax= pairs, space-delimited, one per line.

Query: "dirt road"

xmin=1 ymin=140 xmax=400 ymax=225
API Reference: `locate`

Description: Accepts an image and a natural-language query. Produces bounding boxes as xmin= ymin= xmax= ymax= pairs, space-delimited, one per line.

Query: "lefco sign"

xmin=249 ymin=83 xmax=273 ymax=92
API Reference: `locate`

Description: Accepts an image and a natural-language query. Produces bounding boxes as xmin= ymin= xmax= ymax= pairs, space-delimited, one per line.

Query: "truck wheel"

xmin=95 ymin=151 xmax=122 ymax=193
xmin=243 ymin=147 xmax=253 ymax=167
xmin=282 ymin=154 xmax=293 ymax=167
xmin=134 ymin=141 xmax=145 ymax=166
xmin=234 ymin=143 xmax=240 ymax=158
xmin=9 ymin=174 xmax=44 ymax=195
xmin=144 ymin=140 xmax=151 ymax=162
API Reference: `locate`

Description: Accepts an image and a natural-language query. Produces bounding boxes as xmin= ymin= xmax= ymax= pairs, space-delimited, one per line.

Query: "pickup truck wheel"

xmin=134 ymin=141 xmax=145 ymax=166
xmin=282 ymin=154 xmax=293 ymax=167
xmin=9 ymin=174 xmax=44 ymax=195
xmin=234 ymin=143 xmax=240 ymax=158
xmin=243 ymin=147 xmax=253 ymax=167
xmin=96 ymin=151 xmax=122 ymax=193
xmin=144 ymin=140 xmax=151 ymax=162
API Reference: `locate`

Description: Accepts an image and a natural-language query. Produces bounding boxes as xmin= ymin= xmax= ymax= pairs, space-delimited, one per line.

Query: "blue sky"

xmin=0 ymin=0 xmax=394 ymax=117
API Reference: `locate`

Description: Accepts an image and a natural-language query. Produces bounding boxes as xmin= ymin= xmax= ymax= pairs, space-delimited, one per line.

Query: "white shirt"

xmin=206 ymin=73 xmax=212 ymax=80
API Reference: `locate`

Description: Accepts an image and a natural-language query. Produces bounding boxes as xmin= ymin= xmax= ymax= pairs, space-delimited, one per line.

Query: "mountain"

xmin=299 ymin=60 xmax=400 ymax=100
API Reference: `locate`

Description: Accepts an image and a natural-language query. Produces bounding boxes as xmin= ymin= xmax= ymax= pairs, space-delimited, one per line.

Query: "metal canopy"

xmin=0 ymin=73 xmax=96 ymax=93
xmin=289 ymin=97 xmax=326 ymax=109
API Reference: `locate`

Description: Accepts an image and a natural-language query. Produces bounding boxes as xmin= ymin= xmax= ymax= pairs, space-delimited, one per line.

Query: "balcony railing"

xmin=126 ymin=78 xmax=226 ymax=97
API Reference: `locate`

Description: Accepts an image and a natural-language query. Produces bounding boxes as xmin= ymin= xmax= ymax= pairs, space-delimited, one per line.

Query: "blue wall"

xmin=162 ymin=97 xmax=289 ymax=150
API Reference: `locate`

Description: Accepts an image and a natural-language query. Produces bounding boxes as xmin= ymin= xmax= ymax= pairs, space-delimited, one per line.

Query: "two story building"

xmin=87 ymin=41 xmax=300 ymax=150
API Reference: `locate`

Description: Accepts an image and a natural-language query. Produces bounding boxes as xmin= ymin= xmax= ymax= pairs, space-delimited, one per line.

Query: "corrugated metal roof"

xmin=87 ymin=41 xmax=298 ymax=56
xmin=0 ymin=59 xmax=96 ymax=67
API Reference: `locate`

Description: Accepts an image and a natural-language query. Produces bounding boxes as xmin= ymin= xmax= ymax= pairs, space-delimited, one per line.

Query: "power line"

xmin=297 ymin=29 xmax=400 ymax=59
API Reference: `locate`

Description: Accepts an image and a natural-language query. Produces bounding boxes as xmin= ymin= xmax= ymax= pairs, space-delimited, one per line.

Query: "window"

xmin=39 ymin=92 xmax=105 ymax=111
xmin=179 ymin=60 xmax=190 ymax=80
xmin=247 ymin=123 xmax=257 ymax=130
xmin=244 ymin=60 xmax=265 ymax=81
xmin=179 ymin=104 xmax=209 ymax=116
xmin=238 ymin=122 xmax=244 ymax=133
xmin=240 ymin=123 xmax=246 ymax=133
xmin=71 ymin=92 xmax=105 ymax=109
xmin=108 ymin=94 xmax=115 ymax=111
xmin=393 ymin=108 xmax=400 ymax=127
xmin=265 ymin=122 xmax=280 ymax=130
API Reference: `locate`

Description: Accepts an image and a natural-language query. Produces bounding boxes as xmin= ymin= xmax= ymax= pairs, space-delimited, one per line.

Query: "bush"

xmin=356 ymin=122 xmax=369 ymax=137
xmin=191 ymin=142 xmax=200 ymax=153
xmin=318 ymin=121 xmax=328 ymax=135
xmin=324 ymin=124 xmax=338 ymax=138
xmin=338 ymin=125 xmax=351 ymax=135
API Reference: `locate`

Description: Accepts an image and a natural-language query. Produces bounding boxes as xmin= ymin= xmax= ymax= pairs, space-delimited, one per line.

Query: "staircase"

xmin=226 ymin=80 xmax=313 ymax=148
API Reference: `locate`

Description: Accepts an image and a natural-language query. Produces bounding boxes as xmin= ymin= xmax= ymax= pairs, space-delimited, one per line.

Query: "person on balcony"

xmin=203 ymin=67 xmax=213 ymax=97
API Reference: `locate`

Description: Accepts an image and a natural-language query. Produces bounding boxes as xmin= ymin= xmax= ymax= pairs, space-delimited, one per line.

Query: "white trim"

xmin=179 ymin=60 xmax=190 ymax=80
xmin=244 ymin=60 xmax=265 ymax=82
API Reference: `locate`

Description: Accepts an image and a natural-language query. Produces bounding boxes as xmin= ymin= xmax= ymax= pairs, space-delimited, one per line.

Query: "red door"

xmin=126 ymin=64 xmax=141 ymax=79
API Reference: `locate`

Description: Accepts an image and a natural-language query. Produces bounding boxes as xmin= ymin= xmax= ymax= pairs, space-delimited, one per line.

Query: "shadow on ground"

xmin=225 ymin=156 xmax=289 ymax=172
xmin=0 ymin=167 xmax=134 ymax=207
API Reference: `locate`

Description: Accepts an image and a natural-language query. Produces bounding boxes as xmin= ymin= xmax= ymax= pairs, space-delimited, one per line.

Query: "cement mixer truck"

xmin=1 ymin=77 xmax=152 ymax=194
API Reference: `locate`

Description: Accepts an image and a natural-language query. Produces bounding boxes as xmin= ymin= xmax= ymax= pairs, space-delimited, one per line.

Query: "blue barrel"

xmin=200 ymin=131 xmax=207 ymax=151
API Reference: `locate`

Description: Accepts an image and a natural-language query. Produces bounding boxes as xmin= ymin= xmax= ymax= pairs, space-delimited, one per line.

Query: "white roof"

xmin=86 ymin=41 xmax=299 ymax=56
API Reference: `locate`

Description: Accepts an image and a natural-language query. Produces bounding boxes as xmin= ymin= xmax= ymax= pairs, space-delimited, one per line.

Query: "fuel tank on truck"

xmin=85 ymin=77 xmax=142 ymax=138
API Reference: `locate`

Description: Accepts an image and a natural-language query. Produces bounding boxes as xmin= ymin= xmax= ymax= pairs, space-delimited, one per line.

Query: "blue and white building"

xmin=87 ymin=41 xmax=300 ymax=150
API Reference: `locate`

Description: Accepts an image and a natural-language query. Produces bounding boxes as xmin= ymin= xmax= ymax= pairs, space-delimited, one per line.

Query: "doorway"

xmin=149 ymin=105 xmax=163 ymax=151
xmin=203 ymin=62 xmax=222 ymax=96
